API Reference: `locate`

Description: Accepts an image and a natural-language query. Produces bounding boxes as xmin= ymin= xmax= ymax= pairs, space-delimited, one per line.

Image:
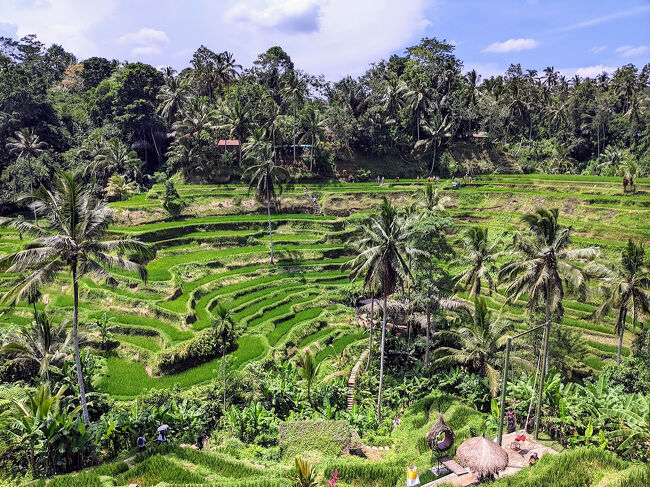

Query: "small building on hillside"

xmin=218 ymin=139 xmax=240 ymax=153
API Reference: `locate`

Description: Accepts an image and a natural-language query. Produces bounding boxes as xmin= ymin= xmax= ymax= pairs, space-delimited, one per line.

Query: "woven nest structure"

xmin=455 ymin=435 xmax=509 ymax=479
xmin=427 ymin=414 xmax=455 ymax=453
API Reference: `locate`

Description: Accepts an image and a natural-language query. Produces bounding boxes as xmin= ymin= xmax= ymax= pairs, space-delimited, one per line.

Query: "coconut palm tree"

xmin=1 ymin=310 xmax=74 ymax=384
xmin=157 ymin=75 xmax=190 ymax=127
xmin=89 ymin=139 xmax=142 ymax=184
xmin=406 ymin=82 xmax=430 ymax=141
xmin=589 ymin=240 xmax=650 ymax=365
xmin=242 ymin=127 xmax=269 ymax=160
xmin=0 ymin=171 xmax=152 ymax=425
xmin=382 ymin=76 xmax=408 ymax=122
xmin=499 ymin=208 xmax=599 ymax=373
xmin=432 ymin=298 xmax=531 ymax=396
xmin=6 ymin=128 xmax=48 ymax=224
xmin=413 ymin=277 xmax=463 ymax=368
xmin=418 ymin=182 xmax=450 ymax=213
xmin=453 ymin=227 xmax=501 ymax=297
xmin=280 ymin=71 xmax=307 ymax=163
xmin=244 ymin=145 xmax=288 ymax=264
xmin=300 ymin=105 xmax=324 ymax=171
xmin=416 ymin=112 xmax=451 ymax=175
xmin=214 ymin=305 xmax=236 ymax=409
xmin=348 ymin=197 xmax=424 ymax=421
xmin=218 ymin=98 xmax=251 ymax=165
xmin=215 ymin=51 xmax=241 ymax=92
xmin=465 ymin=69 xmax=479 ymax=133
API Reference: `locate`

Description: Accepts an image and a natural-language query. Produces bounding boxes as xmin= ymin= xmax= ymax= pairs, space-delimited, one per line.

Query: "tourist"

xmin=137 ymin=435 xmax=146 ymax=452
xmin=197 ymin=433 xmax=207 ymax=450
xmin=528 ymin=453 xmax=539 ymax=466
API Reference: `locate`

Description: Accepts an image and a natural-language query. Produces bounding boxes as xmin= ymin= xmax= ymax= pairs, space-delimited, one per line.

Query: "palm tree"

xmin=157 ymin=75 xmax=190 ymax=127
xmin=418 ymin=182 xmax=450 ymax=213
xmin=0 ymin=171 xmax=152 ymax=425
xmin=406 ymin=83 xmax=430 ymax=141
xmin=348 ymin=197 xmax=423 ymax=421
xmin=499 ymin=208 xmax=599 ymax=373
xmin=453 ymin=227 xmax=500 ymax=297
xmin=2 ymin=310 xmax=74 ymax=384
xmin=413 ymin=277 xmax=463 ymax=368
xmin=589 ymin=240 xmax=650 ymax=364
xmin=465 ymin=69 xmax=479 ymax=133
xmin=382 ymin=76 xmax=408 ymax=122
xmin=89 ymin=139 xmax=142 ymax=184
xmin=300 ymin=105 xmax=324 ymax=171
xmin=244 ymin=146 xmax=288 ymax=264
xmin=432 ymin=298 xmax=531 ymax=396
xmin=416 ymin=112 xmax=451 ymax=175
xmin=219 ymin=98 xmax=251 ymax=165
xmin=280 ymin=71 xmax=307 ymax=163
xmin=296 ymin=349 xmax=321 ymax=414
xmin=215 ymin=51 xmax=241 ymax=93
xmin=213 ymin=305 xmax=236 ymax=409
xmin=242 ymin=127 xmax=269 ymax=160
xmin=6 ymin=128 xmax=48 ymax=223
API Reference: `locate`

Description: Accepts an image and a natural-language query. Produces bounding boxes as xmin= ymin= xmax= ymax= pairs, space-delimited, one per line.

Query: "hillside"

xmin=2 ymin=174 xmax=647 ymax=396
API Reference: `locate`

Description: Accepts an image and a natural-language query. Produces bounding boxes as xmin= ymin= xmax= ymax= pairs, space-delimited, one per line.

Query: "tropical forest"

xmin=0 ymin=24 xmax=649 ymax=487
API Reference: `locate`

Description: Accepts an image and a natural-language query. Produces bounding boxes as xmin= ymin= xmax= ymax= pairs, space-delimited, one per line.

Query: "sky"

xmin=1 ymin=0 xmax=649 ymax=81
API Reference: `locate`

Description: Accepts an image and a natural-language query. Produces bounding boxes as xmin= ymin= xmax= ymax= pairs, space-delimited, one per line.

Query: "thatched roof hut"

xmin=427 ymin=414 xmax=455 ymax=453
xmin=455 ymin=435 xmax=509 ymax=479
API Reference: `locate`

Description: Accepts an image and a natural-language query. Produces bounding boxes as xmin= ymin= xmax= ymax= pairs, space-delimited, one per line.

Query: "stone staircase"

xmin=347 ymin=348 xmax=369 ymax=411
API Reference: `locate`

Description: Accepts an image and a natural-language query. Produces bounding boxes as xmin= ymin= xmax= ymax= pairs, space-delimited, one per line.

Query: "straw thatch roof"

xmin=456 ymin=435 xmax=509 ymax=478
xmin=427 ymin=414 xmax=455 ymax=452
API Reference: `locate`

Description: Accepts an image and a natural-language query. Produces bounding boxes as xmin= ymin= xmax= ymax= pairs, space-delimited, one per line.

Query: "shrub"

xmin=279 ymin=420 xmax=354 ymax=459
xmin=155 ymin=327 xmax=237 ymax=375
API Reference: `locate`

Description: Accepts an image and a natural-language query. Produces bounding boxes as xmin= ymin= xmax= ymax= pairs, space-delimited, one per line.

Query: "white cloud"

xmin=118 ymin=28 xmax=169 ymax=57
xmin=615 ymin=45 xmax=648 ymax=57
xmin=220 ymin=0 xmax=431 ymax=79
xmin=0 ymin=0 xmax=116 ymax=58
xmin=483 ymin=38 xmax=539 ymax=53
xmin=226 ymin=0 xmax=322 ymax=34
xmin=561 ymin=65 xmax=617 ymax=79
xmin=590 ymin=45 xmax=606 ymax=54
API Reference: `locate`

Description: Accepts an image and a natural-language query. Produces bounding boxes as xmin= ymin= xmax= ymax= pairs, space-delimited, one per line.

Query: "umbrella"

xmin=455 ymin=435 xmax=509 ymax=479
xmin=157 ymin=424 xmax=169 ymax=432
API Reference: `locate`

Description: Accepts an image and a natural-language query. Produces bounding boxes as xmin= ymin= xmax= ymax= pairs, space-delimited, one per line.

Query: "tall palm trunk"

xmin=425 ymin=302 xmax=431 ymax=368
xmin=222 ymin=337 xmax=227 ymax=409
xmin=617 ymin=307 xmax=627 ymax=366
xmin=72 ymin=265 xmax=90 ymax=426
xmin=27 ymin=158 xmax=38 ymax=225
xmin=430 ymin=144 xmax=437 ymax=175
xmin=366 ymin=296 xmax=374 ymax=370
xmin=377 ymin=292 xmax=387 ymax=422
xmin=267 ymin=187 xmax=274 ymax=264
xmin=544 ymin=293 xmax=551 ymax=374
xmin=292 ymin=101 xmax=296 ymax=163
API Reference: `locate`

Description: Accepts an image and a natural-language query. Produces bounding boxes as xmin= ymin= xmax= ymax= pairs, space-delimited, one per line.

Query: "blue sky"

xmin=1 ymin=0 xmax=649 ymax=80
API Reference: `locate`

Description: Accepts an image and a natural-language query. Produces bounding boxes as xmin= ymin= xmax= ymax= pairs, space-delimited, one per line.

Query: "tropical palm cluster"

xmin=348 ymin=194 xmax=649 ymax=436
xmin=2 ymin=36 xmax=649 ymax=211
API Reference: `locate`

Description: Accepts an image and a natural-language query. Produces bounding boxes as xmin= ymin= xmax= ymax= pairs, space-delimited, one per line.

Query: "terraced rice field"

xmin=0 ymin=174 xmax=647 ymax=398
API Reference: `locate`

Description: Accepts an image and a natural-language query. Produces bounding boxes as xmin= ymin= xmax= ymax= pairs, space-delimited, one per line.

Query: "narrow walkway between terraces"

xmin=347 ymin=348 xmax=369 ymax=411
